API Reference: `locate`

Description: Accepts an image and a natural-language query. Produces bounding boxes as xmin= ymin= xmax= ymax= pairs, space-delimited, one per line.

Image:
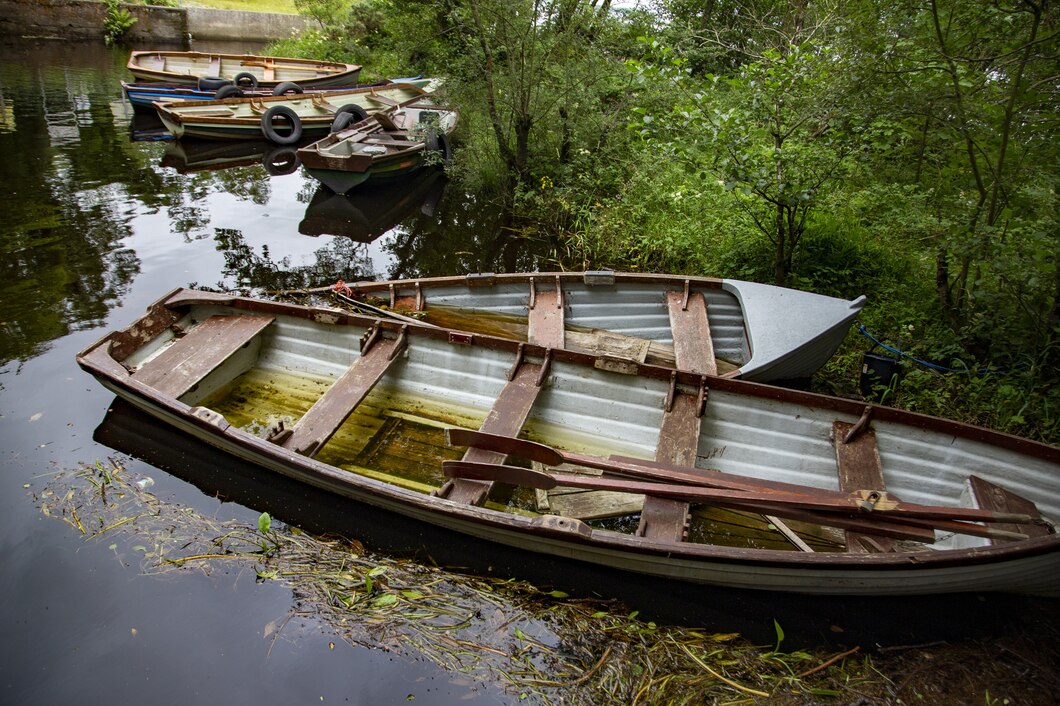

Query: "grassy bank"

xmin=183 ymin=0 xmax=297 ymax=14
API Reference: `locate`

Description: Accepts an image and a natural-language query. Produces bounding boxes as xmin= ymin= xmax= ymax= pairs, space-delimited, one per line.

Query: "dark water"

xmin=1 ymin=37 xmax=1055 ymax=705
xmin=0 ymin=38 xmax=550 ymax=705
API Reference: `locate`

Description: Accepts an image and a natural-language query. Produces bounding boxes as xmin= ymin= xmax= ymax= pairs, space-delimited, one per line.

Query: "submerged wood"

xmin=77 ymin=289 xmax=1060 ymax=597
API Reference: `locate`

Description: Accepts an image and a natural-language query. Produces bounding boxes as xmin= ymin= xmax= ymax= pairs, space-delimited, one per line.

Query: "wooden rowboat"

xmin=121 ymin=78 xmax=433 ymax=114
xmin=127 ymin=51 xmax=361 ymax=89
xmin=298 ymin=104 xmax=459 ymax=192
xmin=77 ymin=289 xmax=1059 ymax=597
xmin=153 ymin=83 xmax=434 ymax=144
xmin=315 ymin=271 xmax=866 ymax=383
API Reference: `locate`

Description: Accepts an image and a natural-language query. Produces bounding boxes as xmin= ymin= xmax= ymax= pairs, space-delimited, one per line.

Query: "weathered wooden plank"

xmin=666 ymin=291 xmax=717 ymax=376
xmin=280 ymin=335 xmax=404 ymax=457
xmin=527 ymin=289 xmax=564 ymax=349
xmin=834 ymin=420 xmax=897 ymax=553
xmin=969 ymin=475 xmax=1049 ymax=544
xmin=134 ymin=315 xmax=274 ymax=398
xmin=635 ymin=292 xmax=717 ymax=542
xmin=441 ymin=363 xmax=546 ymax=505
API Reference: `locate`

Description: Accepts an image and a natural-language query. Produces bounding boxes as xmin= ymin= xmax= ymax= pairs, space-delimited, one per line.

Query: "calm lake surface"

xmin=0 ymin=38 xmax=546 ymax=704
xmin=1 ymin=37 xmax=1054 ymax=706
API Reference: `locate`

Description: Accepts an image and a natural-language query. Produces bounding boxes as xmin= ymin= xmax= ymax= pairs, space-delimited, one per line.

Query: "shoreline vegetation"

xmin=36 ymin=460 xmax=1060 ymax=705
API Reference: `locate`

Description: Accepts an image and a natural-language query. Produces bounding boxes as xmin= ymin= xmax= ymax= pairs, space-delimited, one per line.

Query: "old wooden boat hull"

xmin=298 ymin=105 xmax=458 ymax=193
xmin=325 ymin=272 xmax=866 ymax=382
xmin=127 ymin=51 xmax=361 ymax=88
xmin=77 ymin=289 xmax=1060 ymax=597
xmin=153 ymin=83 xmax=433 ymax=142
xmin=122 ymin=78 xmax=431 ymax=113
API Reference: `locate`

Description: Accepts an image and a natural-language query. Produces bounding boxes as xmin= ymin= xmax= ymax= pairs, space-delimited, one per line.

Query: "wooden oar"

xmin=240 ymin=60 xmax=347 ymax=73
xmin=444 ymin=428 xmax=850 ymax=499
xmin=443 ymin=428 xmax=1042 ymax=527
xmin=439 ymin=462 xmax=948 ymax=542
xmin=442 ymin=460 xmax=1034 ymax=525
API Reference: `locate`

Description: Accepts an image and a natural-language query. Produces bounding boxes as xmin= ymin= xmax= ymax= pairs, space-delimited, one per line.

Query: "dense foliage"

xmin=273 ymin=0 xmax=1059 ymax=443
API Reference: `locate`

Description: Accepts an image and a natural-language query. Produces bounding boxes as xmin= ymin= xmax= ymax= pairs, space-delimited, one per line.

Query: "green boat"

xmin=298 ymin=103 xmax=459 ymax=193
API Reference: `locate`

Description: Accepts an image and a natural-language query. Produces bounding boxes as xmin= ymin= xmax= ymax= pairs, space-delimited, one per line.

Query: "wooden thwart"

xmin=834 ymin=420 xmax=896 ymax=553
xmin=278 ymin=332 xmax=406 ymax=457
xmin=637 ymin=291 xmax=715 ymax=542
xmin=134 ymin=315 xmax=274 ymax=398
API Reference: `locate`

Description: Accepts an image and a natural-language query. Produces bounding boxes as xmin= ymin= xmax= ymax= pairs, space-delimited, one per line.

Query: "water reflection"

xmin=300 ymin=170 xmax=447 ymax=243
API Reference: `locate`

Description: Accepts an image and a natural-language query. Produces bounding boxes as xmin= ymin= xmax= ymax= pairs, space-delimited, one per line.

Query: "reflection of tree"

xmin=0 ymin=44 xmax=152 ymax=365
xmin=385 ymin=184 xmax=556 ymax=278
xmin=210 ymin=228 xmax=376 ymax=293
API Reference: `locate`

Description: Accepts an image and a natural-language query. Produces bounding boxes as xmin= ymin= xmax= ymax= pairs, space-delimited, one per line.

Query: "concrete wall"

xmin=0 ymin=0 xmax=307 ymax=43
xmin=187 ymin=7 xmax=307 ymax=42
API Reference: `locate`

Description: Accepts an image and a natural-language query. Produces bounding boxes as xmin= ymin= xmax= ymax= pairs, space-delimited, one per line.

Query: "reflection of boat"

xmin=321 ymin=272 xmax=866 ymax=382
xmin=299 ymin=170 xmax=447 ymax=242
xmin=129 ymin=111 xmax=173 ymax=142
xmin=160 ymin=138 xmax=311 ymax=175
xmin=127 ymin=50 xmax=361 ymax=89
xmin=78 ymin=289 xmax=1060 ymax=597
xmin=154 ymin=83 xmax=433 ymax=143
xmin=299 ymin=104 xmax=458 ymax=193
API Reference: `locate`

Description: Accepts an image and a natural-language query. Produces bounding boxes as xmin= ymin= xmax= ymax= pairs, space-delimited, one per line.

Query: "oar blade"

xmin=444 ymin=428 xmax=565 ymax=466
xmin=442 ymin=460 xmax=558 ymax=490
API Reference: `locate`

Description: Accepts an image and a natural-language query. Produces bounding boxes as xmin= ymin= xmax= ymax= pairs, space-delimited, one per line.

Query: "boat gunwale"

xmin=76 ymin=290 xmax=1060 ymax=579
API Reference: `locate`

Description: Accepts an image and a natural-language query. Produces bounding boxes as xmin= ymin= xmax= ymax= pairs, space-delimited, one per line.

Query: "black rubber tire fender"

xmin=233 ymin=72 xmax=259 ymax=88
xmin=214 ymin=84 xmax=245 ymax=100
xmin=197 ymin=76 xmax=231 ymax=91
xmin=260 ymin=105 xmax=303 ymax=145
xmin=425 ymin=132 xmax=452 ymax=166
xmin=330 ymin=104 xmax=369 ymax=133
xmin=271 ymin=81 xmax=304 ymax=96
xmin=261 ymin=145 xmax=301 ymax=175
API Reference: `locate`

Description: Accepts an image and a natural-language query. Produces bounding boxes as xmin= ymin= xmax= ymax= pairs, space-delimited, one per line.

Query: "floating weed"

xmin=34 ymin=459 xmax=1056 ymax=704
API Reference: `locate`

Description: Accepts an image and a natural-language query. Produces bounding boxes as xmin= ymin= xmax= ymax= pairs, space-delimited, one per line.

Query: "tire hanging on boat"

xmin=260 ymin=105 xmax=303 ymax=145
xmin=261 ymin=145 xmax=300 ymax=175
xmin=214 ymin=84 xmax=244 ymax=100
xmin=425 ymin=132 xmax=452 ymax=166
xmin=234 ymin=72 xmax=258 ymax=88
xmin=271 ymin=81 xmax=304 ymax=96
xmin=330 ymin=104 xmax=369 ymax=133
xmin=197 ymin=76 xmax=230 ymax=91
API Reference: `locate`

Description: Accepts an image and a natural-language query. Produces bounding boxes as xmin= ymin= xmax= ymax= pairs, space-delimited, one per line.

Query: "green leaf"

xmin=367 ymin=566 xmax=387 ymax=578
xmin=773 ymin=619 xmax=785 ymax=651
xmin=257 ymin=512 xmax=271 ymax=534
xmin=545 ymin=590 xmax=569 ymax=598
xmin=372 ymin=594 xmax=398 ymax=608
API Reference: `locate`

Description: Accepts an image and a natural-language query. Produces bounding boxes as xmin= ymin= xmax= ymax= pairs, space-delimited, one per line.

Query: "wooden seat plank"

xmin=208 ymin=55 xmax=220 ymax=75
xmin=833 ymin=420 xmax=897 ymax=553
xmin=134 ymin=315 xmax=273 ymax=399
xmin=441 ymin=363 xmax=546 ymax=505
xmin=969 ymin=475 xmax=1049 ymax=544
xmin=666 ymin=291 xmax=717 ymax=376
xmin=636 ymin=292 xmax=717 ymax=542
xmin=443 ymin=298 xmax=565 ymax=506
xmin=280 ymin=336 xmax=404 ymax=457
xmin=527 ymin=289 xmax=564 ymax=349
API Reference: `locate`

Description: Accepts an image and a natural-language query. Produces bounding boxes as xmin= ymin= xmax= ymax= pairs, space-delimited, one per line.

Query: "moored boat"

xmin=298 ymin=104 xmax=459 ymax=192
xmin=127 ymin=50 xmax=361 ymax=89
xmin=77 ymin=289 xmax=1060 ymax=597
xmin=121 ymin=77 xmax=437 ymax=114
xmin=153 ymin=83 xmax=435 ymax=144
xmin=312 ymin=271 xmax=866 ymax=383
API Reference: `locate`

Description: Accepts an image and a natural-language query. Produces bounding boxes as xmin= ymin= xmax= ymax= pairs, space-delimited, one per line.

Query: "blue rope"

xmin=857 ymin=325 xmax=969 ymax=374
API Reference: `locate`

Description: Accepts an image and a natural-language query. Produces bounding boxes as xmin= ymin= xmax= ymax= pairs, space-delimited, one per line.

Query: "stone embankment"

xmin=0 ymin=0 xmax=307 ymax=44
